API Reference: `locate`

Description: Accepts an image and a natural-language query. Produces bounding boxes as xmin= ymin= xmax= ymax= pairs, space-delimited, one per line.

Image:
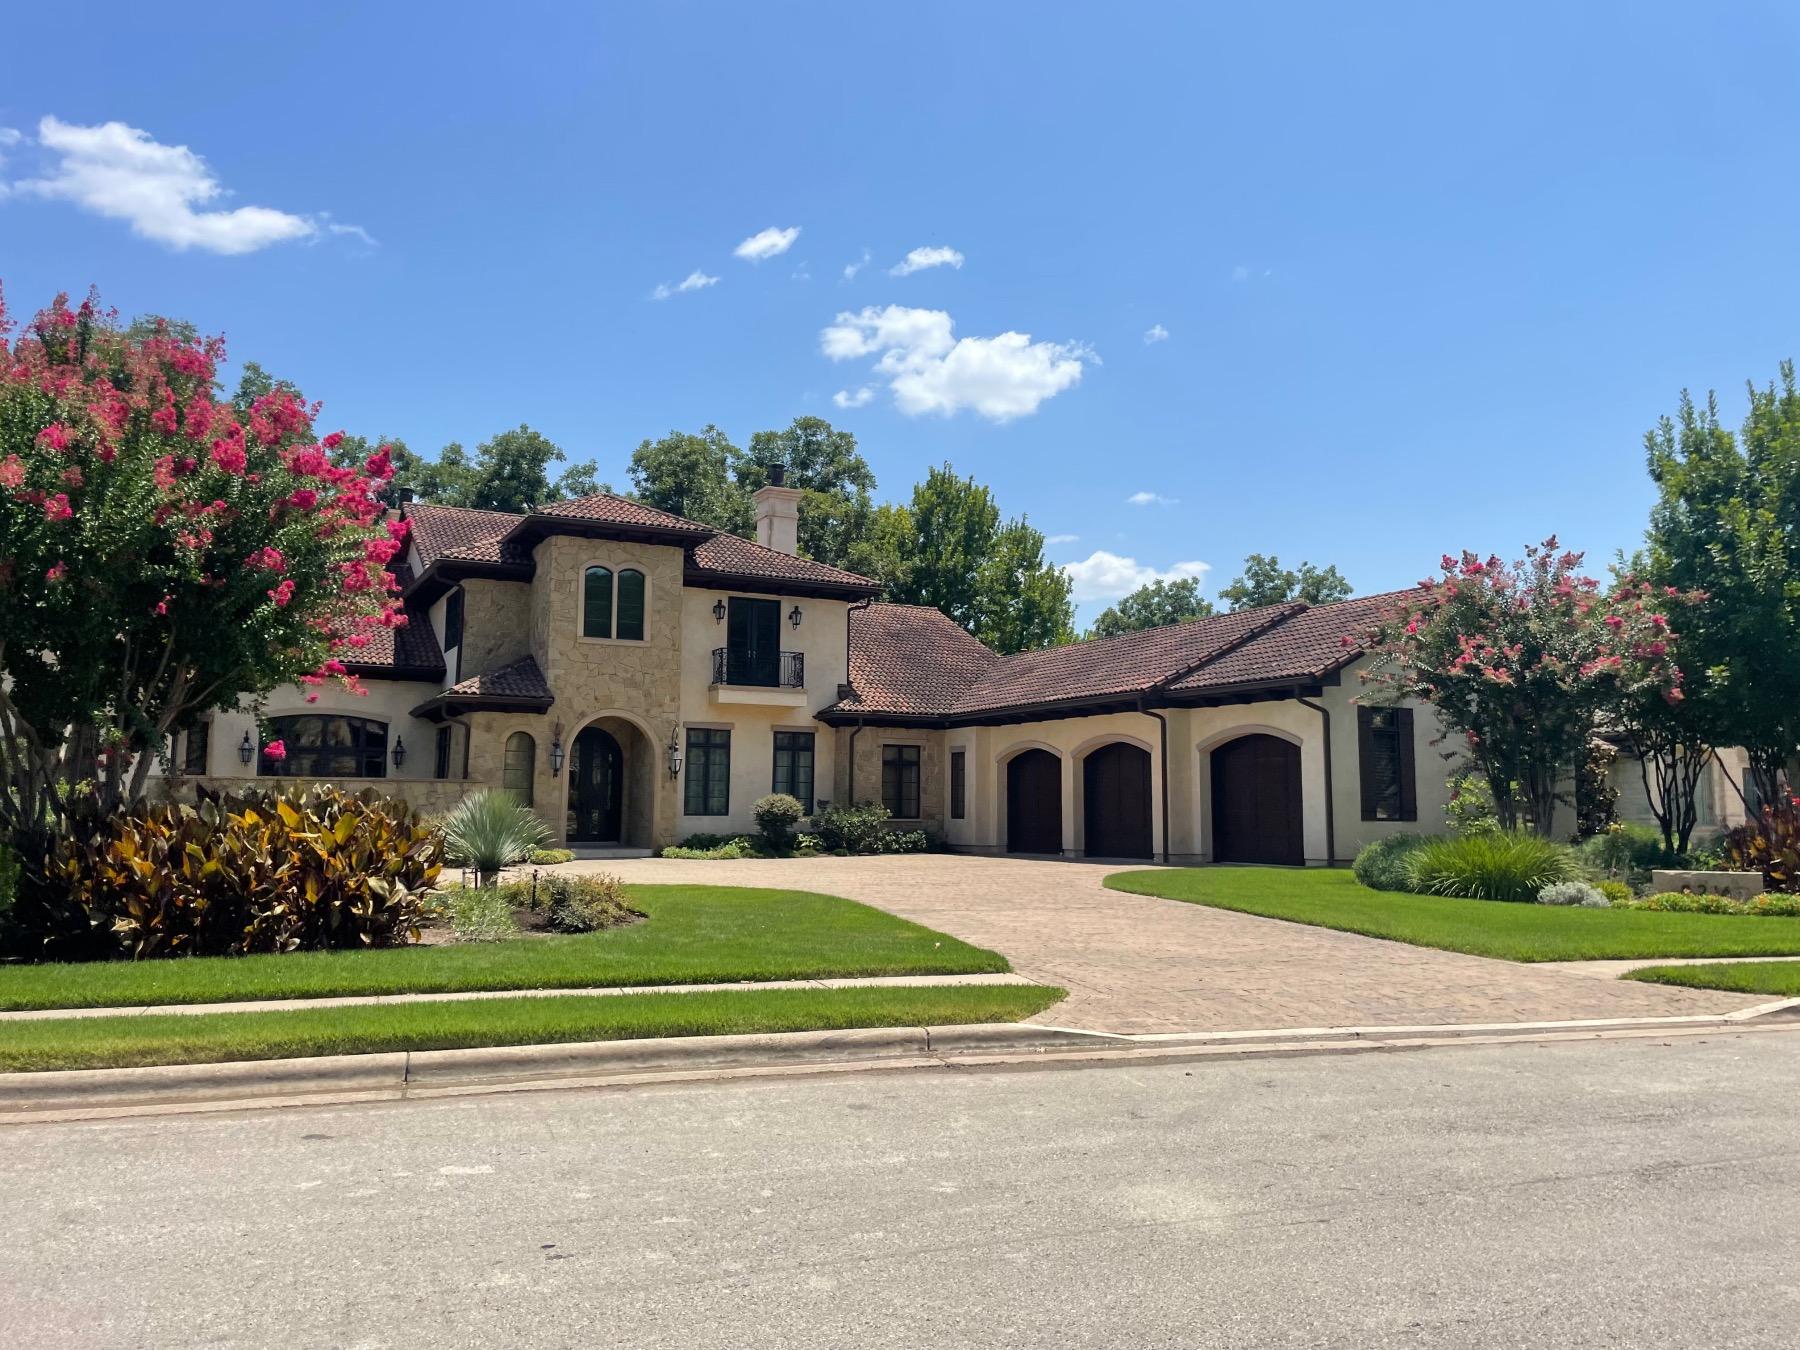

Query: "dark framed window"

xmin=684 ymin=728 xmax=731 ymax=816
xmin=503 ymin=732 xmax=536 ymax=805
xmin=1358 ymin=706 xmax=1417 ymax=821
xmin=443 ymin=587 xmax=464 ymax=652
xmin=950 ymin=749 xmax=966 ymax=820
xmin=434 ymin=725 xmax=453 ymax=779
xmin=772 ymin=731 xmax=815 ymax=813
xmin=882 ymin=744 xmax=921 ymax=820
xmin=616 ymin=568 xmax=646 ymax=642
xmin=583 ymin=566 xmax=614 ymax=638
xmin=182 ymin=721 xmax=210 ymax=775
xmin=261 ymin=715 xmax=388 ymax=779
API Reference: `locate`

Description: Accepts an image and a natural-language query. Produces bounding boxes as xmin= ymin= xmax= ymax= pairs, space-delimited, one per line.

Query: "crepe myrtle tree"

xmin=0 ymin=288 xmax=407 ymax=840
xmin=1359 ymin=539 xmax=1688 ymax=835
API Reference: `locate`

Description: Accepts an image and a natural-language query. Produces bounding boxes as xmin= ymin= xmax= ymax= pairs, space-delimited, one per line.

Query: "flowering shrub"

xmin=1362 ymin=540 xmax=1690 ymax=834
xmin=0 ymin=288 xmax=406 ymax=841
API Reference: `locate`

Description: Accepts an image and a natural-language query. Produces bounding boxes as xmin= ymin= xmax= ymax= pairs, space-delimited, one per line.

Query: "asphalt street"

xmin=5 ymin=1030 xmax=1799 ymax=1348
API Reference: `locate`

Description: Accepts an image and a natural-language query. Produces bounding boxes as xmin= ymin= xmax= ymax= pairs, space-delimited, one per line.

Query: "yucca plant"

xmin=439 ymin=790 xmax=552 ymax=887
xmin=1405 ymin=831 xmax=1578 ymax=903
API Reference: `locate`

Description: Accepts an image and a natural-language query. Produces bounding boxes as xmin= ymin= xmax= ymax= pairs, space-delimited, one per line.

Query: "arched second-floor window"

xmin=616 ymin=568 xmax=646 ymax=641
xmin=503 ymin=732 xmax=536 ymax=805
xmin=583 ymin=566 xmax=613 ymax=639
xmin=260 ymin=715 xmax=388 ymax=778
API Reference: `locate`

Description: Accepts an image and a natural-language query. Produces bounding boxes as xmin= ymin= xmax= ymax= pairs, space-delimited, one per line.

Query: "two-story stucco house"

xmin=164 ymin=481 xmax=1753 ymax=861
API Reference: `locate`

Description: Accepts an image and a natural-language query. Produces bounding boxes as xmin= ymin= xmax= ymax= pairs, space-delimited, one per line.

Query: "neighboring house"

xmin=157 ymin=484 xmax=1745 ymax=861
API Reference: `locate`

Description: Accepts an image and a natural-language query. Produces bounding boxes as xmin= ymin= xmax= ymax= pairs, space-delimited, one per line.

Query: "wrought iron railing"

xmin=712 ymin=647 xmax=804 ymax=689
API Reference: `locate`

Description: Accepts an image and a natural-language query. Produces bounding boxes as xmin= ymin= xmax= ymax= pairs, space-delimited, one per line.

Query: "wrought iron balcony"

xmin=712 ymin=647 xmax=804 ymax=689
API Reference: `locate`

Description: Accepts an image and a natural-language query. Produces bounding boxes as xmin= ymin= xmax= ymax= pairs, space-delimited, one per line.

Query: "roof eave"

xmin=685 ymin=568 xmax=880 ymax=601
xmin=503 ymin=514 xmax=712 ymax=554
xmin=410 ymin=692 xmax=556 ymax=722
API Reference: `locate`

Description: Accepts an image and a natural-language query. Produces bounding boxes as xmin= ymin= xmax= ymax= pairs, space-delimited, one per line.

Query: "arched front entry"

xmin=1006 ymin=749 xmax=1063 ymax=854
xmin=568 ymin=726 xmax=624 ymax=843
xmin=1210 ymin=734 xmax=1303 ymax=865
xmin=1083 ymin=742 xmax=1153 ymax=859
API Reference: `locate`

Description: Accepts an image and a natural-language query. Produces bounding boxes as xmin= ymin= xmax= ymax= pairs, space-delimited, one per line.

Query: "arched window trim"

xmin=576 ymin=559 xmax=651 ymax=644
xmin=259 ymin=713 xmax=389 ymax=779
xmin=503 ymin=731 xmax=536 ymax=806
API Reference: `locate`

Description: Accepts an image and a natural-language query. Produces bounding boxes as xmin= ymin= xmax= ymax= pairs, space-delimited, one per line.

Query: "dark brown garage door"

xmin=1210 ymin=734 xmax=1303 ymax=865
xmin=1007 ymin=749 xmax=1063 ymax=854
xmin=1083 ymin=742 xmax=1154 ymax=859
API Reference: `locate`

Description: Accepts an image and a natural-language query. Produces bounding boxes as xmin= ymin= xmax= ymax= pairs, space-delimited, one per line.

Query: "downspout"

xmin=1138 ymin=694 xmax=1171 ymax=866
xmin=1294 ymin=691 xmax=1336 ymax=865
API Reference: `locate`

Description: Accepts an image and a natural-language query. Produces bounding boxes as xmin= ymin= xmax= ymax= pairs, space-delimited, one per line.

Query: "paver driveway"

xmin=567 ymin=855 xmax=1768 ymax=1034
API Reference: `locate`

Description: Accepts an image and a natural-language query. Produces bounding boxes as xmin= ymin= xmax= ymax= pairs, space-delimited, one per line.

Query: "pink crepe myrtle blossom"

xmin=43 ymin=493 xmax=72 ymax=522
xmin=35 ymin=423 xmax=73 ymax=451
xmin=263 ymin=739 xmax=287 ymax=761
xmin=45 ymin=561 xmax=67 ymax=582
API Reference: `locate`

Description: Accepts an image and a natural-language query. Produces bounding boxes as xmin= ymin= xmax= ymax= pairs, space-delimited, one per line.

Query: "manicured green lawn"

xmin=1625 ymin=962 xmax=1800 ymax=996
xmin=0 ymin=886 xmax=1008 ymax=1012
xmin=0 ymin=984 xmax=1066 ymax=1073
xmin=1105 ymin=867 xmax=1800 ymax=962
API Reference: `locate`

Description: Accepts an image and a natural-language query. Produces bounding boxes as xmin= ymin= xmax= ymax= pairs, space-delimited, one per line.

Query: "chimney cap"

xmin=766 ymin=462 xmax=786 ymax=487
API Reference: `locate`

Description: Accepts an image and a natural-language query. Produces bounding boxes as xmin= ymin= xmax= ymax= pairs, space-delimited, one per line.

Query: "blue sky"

xmin=4 ymin=3 xmax=1798 ymax=625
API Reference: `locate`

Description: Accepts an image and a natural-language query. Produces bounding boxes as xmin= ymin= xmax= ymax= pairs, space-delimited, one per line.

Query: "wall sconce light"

xmin=788 ymin=604 xmax=803 ymax=629
xmin=712 ymin=597 xmax=727 ymax=624
xmin=667 ymin=727 xmax=684 ymax=779
xmin=390 ymin=737 xmax=407 ymax=770
xmin=549 ymin=724 xmax=565 ymax=777
xmin=238 ymin=731 xmax=255 ymax=766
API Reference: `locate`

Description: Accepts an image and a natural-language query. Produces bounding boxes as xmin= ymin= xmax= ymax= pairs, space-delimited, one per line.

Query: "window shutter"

xmin=1357 ymin=706 xmax=1378 ymax=821
xmin=1395 ymin=707 xmax=1417 ymax=821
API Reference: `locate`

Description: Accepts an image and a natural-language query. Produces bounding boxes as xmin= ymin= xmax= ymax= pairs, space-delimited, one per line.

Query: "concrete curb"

xmin=7 ymin=1002 xmax=1800 ymax=1125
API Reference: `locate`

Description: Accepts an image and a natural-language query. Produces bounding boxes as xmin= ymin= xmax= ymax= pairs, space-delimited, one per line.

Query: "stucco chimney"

xmin=753 ymin=465 xmax=803 ymax=555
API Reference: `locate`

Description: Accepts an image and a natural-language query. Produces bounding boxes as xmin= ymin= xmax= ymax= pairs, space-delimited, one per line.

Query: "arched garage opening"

xmin=1006 ymin=748 xmax=1063 ymax=854
xmin=1082 ymin=741 xmax=1153 ymax=859
xmin=1210 ymin=733 xmax=1303 ymax=865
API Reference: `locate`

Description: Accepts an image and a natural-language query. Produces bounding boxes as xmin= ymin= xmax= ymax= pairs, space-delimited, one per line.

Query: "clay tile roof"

xmin=341 ymin=566 xmax=445 ymax=677
xmin=1165 ymin=591 xmax=1414 ymax=692
xmin=404 ymin=503 xmax=531 ymax=568
xmin=443 ymin=654 xmax=553 ymax=702
xmin=534 ymin=493 xmax=714 ymax=536
xmin=828 ymin=604 xmax=1002 ymax=716
xmin=688 ymin=532 xmax=878 ymax=594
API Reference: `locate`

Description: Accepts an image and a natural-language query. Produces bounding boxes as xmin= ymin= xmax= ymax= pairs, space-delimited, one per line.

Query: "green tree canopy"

xmin=627 ymin=426 xmax=754 ymax=535
xmin=1219 ymin=553 xmax=1353 ymax=610
xmin=1090 ymin=577 xmax=1215 ymax=638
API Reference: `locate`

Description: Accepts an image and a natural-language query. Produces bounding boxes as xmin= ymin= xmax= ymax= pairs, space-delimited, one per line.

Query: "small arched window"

xmin=583 ymin=566 xmax=613 ymax=638
xmin=503 ymin=731 xmax=535 ymax=805
xmin=616 ymin=569 xmax=646 ymax=642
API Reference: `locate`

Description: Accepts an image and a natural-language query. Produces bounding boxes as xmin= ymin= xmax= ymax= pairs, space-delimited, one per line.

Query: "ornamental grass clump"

xmin=1405 ymin=831 xmax=1578 ymax=903
xmin=440 ymin=790 xmax=551 ymax=886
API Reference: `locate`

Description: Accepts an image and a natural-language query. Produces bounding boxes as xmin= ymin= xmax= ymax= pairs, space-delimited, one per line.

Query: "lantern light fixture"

xmin=712 ymin=597 xmax=727 ymax=624
xmin=549 ymin=725 xmax=566 ymax=777
xmin=788 ymin=604 xmax=803 ymax=629
xmin=238 ymin=731 xmax=255 ymax=766
xmin=667 ymin=727 xmax=684 ymax=779
xmin=391 ymin=737 xmax=407 ymax=770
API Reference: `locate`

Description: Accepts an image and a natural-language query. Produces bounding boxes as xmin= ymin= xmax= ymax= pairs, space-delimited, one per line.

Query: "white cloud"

xmin=1231 ymin=265 xmax=1251 ymax=282
xmin=734 ymin=225 xmax=800 ymax=261
xmin=1127 ymin=490 xmax=1178 ymax=506
xmin=1061 ymin=552 xmax=1210 ymax=605
xmin=1143 ymin=323 xmax=1169 ymax=344
xmin=889 ymin=245 xmax=964 ymax=277
xmin=651 ymin=269 xmax=720 ymax=300
xmin=1046 ymin=533 xmax=1080 ymax=545
xmin=832 ymin=386 xmax=875 ymax=409
xmin=11 ymin=116 xmax=336 ymax=254
xmin=843 ymin=248 xmax=871 ymax=280
xmin=819 ymin=304 xmax=1092 ymax=421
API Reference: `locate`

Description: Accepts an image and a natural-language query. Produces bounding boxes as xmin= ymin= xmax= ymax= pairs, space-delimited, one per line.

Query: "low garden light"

xmin=391 ymin=737 xmax=407 ymax=770
xmin=788 ymin=604 xmax=803 ymax=629
xmin=238 ymin=731 xmax=255 ymax=766
xmin=667 ymin=727 xmax=684 ymax=778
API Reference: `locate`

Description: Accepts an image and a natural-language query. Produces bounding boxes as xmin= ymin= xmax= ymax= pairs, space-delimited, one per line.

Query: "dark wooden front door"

xmin=726 ymin=597 xmax=781 ymax=686
xmin=1210 ymin=734 xmax=1303 ymax=865
xmin=1083 ymin=742 xmax=1154 ymax=859
xmin=1007 ymin=749 xmax=1063 ymax=854
xmin=568 ymin=726 xmax=624 ymax=843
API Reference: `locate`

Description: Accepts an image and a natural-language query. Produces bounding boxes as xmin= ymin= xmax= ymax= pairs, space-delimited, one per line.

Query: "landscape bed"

xmin=1104 ymin=867 xmax=1800 ymax=962
xmin=0 ymin=885 xmax=1009 ymax=1012
xmin=0 ymin=984 xmax=1066 ymax=1073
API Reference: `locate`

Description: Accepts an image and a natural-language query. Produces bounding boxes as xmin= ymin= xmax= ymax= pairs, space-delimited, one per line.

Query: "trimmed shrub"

xmin=532 ymin=872 xmax=637 ymax=934
xmin=440 ymin=789 xmax=551 ymax=885
xmin=1536 ymin=880 xmax=1610 ymax=908
xmin=1724 ymin=799 xmax=1800 ymax=893
xmin=813 ymin=801 xmax=893 ymax=854
xmin=9 ymin=787 xmax=440 ymax=962
xmin=875 ymin=829 xmax=932 ymax=854
xmin=1405 ymin=831 xmax=1578 ymax=902
xmin=528 ymin=848 xmax=575 ymax=866
xmin=1352 ymin=834 xmax=1429 ymax=892
xmin=449 ymin=887 xmax=518 ymax=943
xmin=661 ymin=837 xmax=761 ymax=860
xmin=1579 ymin=821 xmax=1688 ymax=876
xmin=1617 ymin=891 xmax=1800 ymax=917
xmin=752 ymin=793 xmax=806 ymax=852
xmin=1596 ymin=879 xmax=1633 ymax=905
